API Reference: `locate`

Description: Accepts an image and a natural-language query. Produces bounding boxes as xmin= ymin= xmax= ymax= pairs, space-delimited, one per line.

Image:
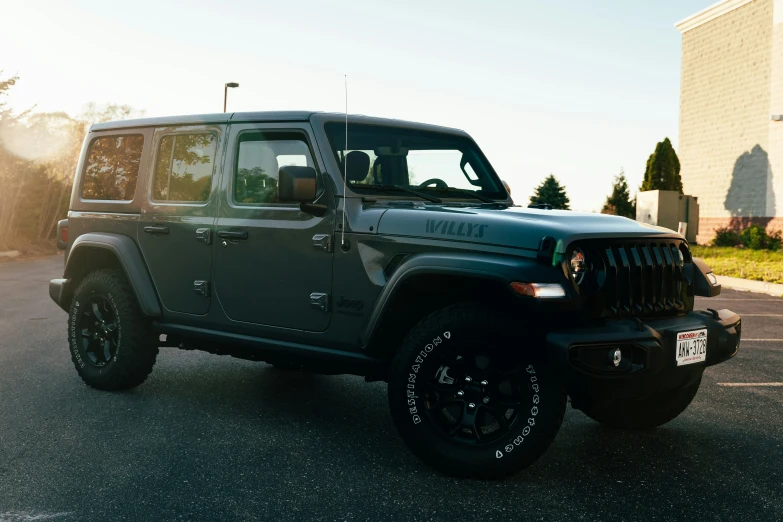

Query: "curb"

xmin=716 ymin=275 xmax=783 ymax=297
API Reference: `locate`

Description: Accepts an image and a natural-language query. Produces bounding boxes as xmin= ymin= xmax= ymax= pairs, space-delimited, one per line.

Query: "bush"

xmin=739 ymin=224 xmax=782 ymax=251
xmin=712 ymin=227 xmax=741 ymax=247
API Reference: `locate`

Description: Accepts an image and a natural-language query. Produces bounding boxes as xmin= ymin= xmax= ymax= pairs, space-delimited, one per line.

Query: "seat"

xmin=345 ymin=151 xmax=371 ymax=182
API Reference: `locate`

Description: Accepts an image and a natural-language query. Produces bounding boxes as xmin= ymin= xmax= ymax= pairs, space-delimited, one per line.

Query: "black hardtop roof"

xmin=89 ymin=111 xmax=467 ymax=136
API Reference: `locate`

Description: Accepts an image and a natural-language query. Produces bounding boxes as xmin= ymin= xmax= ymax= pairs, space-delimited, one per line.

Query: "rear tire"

xmin=579 ymin=376 xmax=702 ymax=430
xmin=67 ymin=269 xmax=158 ymax=391
xmin=388 ymin=303 xmax=566 ymax=479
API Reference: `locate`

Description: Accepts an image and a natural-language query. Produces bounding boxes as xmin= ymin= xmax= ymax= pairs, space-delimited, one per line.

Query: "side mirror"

xmin=278 ymin=166 xmax=317 ymax=202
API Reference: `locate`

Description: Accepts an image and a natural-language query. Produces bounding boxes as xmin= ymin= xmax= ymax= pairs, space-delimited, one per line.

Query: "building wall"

xmin=678 ymin=0 xmax=782 ymax=243
xmin=768 ymin=0 xmax=783 ymax=235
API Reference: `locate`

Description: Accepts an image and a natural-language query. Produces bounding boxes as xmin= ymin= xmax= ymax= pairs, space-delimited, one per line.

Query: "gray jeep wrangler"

xmin=49 ymin=111 xmax=741 ymax=478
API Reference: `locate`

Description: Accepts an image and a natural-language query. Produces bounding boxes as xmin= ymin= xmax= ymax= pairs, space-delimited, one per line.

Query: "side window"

xmin=234 ymin=133 xmax=314 ymax=205
xmin=152 ymin=133 xmax=217 ymax=203
xmin=81 ymin=135 xmax=144 ymax=201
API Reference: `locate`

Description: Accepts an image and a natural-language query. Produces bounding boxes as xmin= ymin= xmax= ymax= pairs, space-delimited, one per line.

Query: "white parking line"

xmin=718 ymin=383 xmax=783 ymax=387
xmin=703 ymin=298 xmax=783 ymax=302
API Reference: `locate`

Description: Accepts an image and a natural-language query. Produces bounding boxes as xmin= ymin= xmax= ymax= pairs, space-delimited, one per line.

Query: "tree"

xmin=0 ymin=74 xmax=142 ymax=250
xmin=601 ymin=170 xmax=635 ymax=218
xmin=529 ymin=174 xmax=570 ymax=210
xmin=81 ymin=102 xmax=144 ymax=124
xmin=641 ymin=137 xmax=682 ymax=193
xmin=0 ymin=72 xmax=18 ymax=118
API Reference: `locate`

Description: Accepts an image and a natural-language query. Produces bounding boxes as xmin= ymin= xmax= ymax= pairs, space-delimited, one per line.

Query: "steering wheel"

xmin=418 ymin=178 xmax=449 ymax=189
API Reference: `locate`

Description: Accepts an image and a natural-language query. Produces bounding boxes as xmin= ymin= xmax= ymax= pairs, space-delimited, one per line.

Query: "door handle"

xmin=217 ymin=230 xmax=248 ymax=240
xmin=143 ymin=225 xmax=170 ymax=235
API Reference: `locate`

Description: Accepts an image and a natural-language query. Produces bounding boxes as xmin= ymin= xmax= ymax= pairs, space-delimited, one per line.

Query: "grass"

xmin=691 ymin=246 xmax=783 ymax=284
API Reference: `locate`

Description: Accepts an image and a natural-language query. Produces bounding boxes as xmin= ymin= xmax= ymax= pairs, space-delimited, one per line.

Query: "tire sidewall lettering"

xmin=405 ymin=332 xmax=449 ymax=426
xmin=500 ymin=366 xmax=540 ymax=458
xmin=69 ymin=300 xmax=85 ymax=368
xmin=106 ymin=292 xmax=121 ymax=361
xmin=403 ymin=331 xmax=542 ymax=460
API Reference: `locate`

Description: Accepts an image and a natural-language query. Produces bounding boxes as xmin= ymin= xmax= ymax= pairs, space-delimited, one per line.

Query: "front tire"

xmin=67 ymin=269 xmax=158 ymax=391
xmin=388 ymin=303 xmax=566 ymax=479
xmin=578 ymin=376 xmax=702 ymax=430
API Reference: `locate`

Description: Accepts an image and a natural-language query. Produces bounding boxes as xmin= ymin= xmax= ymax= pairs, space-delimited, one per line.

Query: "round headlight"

xmin=677 ymin=248 xmax=685 ymax=268
xmin=570 ymin=248 xmax=587 ymax=284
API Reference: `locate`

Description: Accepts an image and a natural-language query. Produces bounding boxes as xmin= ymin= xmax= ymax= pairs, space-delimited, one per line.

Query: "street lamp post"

xmin=224 ymin=82 xmax=239 ymax=113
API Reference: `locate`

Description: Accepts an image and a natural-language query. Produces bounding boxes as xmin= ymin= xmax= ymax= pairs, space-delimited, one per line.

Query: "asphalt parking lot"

xmin=1 ymin=256 xmax=781 ymax=522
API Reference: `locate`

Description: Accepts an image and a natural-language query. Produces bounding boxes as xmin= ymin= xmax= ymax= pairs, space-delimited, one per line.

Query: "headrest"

xmin=345 ymin=151 xmax=370 ymax=182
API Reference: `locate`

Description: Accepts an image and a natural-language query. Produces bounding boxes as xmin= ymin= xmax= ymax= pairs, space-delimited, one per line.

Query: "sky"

xmin=0 ymin=0 xmax=713 ymax=211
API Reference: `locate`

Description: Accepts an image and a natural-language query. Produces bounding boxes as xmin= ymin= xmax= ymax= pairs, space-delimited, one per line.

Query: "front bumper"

xmin=548 ymin=309 xmax=741 ymax=405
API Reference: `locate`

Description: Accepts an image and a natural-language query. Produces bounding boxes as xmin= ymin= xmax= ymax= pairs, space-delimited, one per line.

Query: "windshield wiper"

xmin=441 ymin=188 xmax=507 ymax=208
xmin=355 ymin=184 xmax=443 ymax=204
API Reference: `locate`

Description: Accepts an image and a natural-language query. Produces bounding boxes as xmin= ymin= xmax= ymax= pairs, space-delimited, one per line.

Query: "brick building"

xmin=676 ymin=0 xmax=783 ymax=243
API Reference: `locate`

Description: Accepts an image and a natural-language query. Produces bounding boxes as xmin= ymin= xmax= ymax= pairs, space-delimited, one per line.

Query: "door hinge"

xmin=194 ymin=280 xmax=210 ymax=297
xmin=312 ymin=233 xmax=333 ymax=253
xmin=310 ymin=292 xmax=329 ymax=312
xmin=196 ymin=228 xmax=212 ymax=245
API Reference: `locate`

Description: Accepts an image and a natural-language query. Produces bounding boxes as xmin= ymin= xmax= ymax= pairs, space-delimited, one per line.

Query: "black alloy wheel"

xmin=77 ymin=295 xmax=119 ymax=367
xmin=424 ymin=342 xmax=527 ymax=445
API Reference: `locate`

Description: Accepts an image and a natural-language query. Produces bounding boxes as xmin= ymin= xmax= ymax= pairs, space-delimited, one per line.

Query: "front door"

xmin=212 ymin=123 xmax=334 ymax=332
xmin=138 ymin=125 xmax=224 ymax=315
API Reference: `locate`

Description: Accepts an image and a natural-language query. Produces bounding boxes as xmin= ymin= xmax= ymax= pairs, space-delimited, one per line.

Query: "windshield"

xmin=324 ymin=123 xmax=506 ymax=200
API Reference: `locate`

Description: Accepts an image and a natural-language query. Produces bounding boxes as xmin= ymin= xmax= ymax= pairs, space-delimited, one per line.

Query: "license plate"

xmin=676 ymin=329 xmax=708 ymax=366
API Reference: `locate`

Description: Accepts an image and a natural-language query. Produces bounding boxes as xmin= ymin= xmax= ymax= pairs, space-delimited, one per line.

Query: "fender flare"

xmin=359 ymin=252 xmax=569 ymax=348
xmin=65 ymin=233 xmax=162 ymax=317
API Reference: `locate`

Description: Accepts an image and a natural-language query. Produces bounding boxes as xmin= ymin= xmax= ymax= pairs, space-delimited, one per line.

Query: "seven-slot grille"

xmin=593 ymin=240 xmax=689 ymax=318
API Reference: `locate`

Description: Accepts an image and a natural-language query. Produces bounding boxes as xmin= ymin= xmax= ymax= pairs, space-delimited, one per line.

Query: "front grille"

xmin=587 ymin=240 xmax=691 ymax=318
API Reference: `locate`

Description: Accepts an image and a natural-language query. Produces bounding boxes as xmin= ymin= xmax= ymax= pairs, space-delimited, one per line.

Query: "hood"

xmin=376 ymin=205 xmax=681 ymax=252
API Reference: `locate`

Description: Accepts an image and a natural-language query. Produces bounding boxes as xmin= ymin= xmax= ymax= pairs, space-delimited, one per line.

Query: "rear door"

xmin=212 ymin=123 xmax=334 ymax=332
xmin=138 ymin=125 xmax=224 ymax=315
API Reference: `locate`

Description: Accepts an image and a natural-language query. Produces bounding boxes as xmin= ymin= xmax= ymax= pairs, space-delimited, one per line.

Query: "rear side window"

xmin=152 ymin=133 xmax=217 ymax=203
xmin=81 ymin=135 xmax=144 ymax=201
xmin=234 ymin=132 xmax=314 ymax=205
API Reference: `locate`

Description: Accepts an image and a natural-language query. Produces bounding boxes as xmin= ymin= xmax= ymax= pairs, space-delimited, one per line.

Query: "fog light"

xmin=706 ymin=272 xmax=719 ymax=286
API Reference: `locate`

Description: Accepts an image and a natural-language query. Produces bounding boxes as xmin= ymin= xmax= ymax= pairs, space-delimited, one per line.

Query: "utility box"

xmin=636 ymin=190 xmax=699 ymax=243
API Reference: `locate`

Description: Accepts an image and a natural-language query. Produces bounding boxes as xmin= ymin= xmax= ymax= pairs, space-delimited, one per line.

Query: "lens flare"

xmin=0 ymin=113 xmax=75 ymax=161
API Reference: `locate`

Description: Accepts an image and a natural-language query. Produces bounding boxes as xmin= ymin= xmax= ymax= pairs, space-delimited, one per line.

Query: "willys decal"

xmin=425 ymin=220 xmax=489 ymax=238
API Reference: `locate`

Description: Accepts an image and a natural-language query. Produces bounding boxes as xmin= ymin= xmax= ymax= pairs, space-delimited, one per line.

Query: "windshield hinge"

xmin=312 ymin=233 xmax=333 ymax=253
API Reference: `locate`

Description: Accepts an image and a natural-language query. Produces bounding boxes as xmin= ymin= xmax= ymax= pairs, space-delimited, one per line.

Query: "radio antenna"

xmin=341 ymin=74 xmax=348 ymax=247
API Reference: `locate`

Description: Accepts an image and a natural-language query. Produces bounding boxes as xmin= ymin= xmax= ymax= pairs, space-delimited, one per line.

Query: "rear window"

xmin=152 ymin=133 xmax=217 ymax=203
xmin=81 ymin=135 xmax=144 ymax=201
